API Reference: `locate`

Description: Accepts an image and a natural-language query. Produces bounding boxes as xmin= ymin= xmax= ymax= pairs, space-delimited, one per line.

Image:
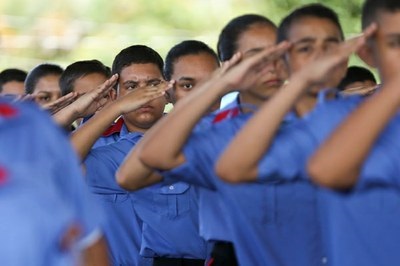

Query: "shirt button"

xmin=169 ymin=185 xmax=174 ymax=190
xmin=321 ymin=257 xmax=328 ymax=264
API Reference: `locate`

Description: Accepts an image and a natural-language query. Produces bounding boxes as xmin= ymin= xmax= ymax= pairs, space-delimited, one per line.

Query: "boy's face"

xmin=235 ymin=24 xmax=287 ymax=100
xmin=0 ymin=81 xmax=25 ymax=96
xmin=171 ymin=52 xmax=219 ymax=110
xmin=73 ymin=72 xmax=115 ymax=105
xmin=286 ymin=16 xmax=346 ymax=92
xmin=370 ymin=11 xmax=400 ymax=83
xmin=33 ymin=74 xmax=62 ymax=106
xmin=117 ymin=63 xmax=166 ymax=132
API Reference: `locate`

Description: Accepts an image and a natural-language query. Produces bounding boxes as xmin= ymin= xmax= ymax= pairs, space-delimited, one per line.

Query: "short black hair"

xmin=337 ymin=66 xmax=377 ymax=90
xmin=0 ymin=68 xmax=27 ymax=92
xmin=112 ymin=45 xmax=164 ymax=79
xmin=59 ymin=60 xmax=111 ymax=96
xmin=164 ymin=40 xmax=219 ymax=81
xmin=25 ymin=63 xmax=64 ymax=94
xmin=277 ymin=4 xmax=344 ymax=43
xmin=362 ymin=0 xmax=400 ymax=30
xmin=217 ymin=14 xmax=277 ymax=62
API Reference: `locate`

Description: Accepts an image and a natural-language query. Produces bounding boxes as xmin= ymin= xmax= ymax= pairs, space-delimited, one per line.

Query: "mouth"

xmin=137 ymin=105 xmax=154 ymax=112
xmin=263 ymin=79 xmax=283 ymax=87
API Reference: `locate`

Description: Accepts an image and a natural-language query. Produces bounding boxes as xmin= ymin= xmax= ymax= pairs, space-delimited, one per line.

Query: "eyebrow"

xmin=293 ymin=37 xmax=316 ymax=45
xmin=177 ymin=77 xmax=195 ymax=82
xmin=293 ymin=36 xmax=341 ymax=45
xmin=244 ymin=47 xmax=265 ymax=55
xmin=325 ymin=36 xmax=341 ymax=43
xmin=384 ymin=33 xmax=400 ymax=39
xmin=123 ymin=80 xmax=138 ymax=86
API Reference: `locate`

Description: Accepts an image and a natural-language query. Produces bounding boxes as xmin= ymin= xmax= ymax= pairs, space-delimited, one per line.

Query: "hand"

xmin=68 ymin=74 xmax=118 ymax=118
xmin=341 ymin=85 xmax=378 ymax=97
xmin=40 ymin=92 xmax=79 ymax=115
xmin=217 ymin=41 xmax=291 ymax=93
xmin=116 ymin=80 xmax=170 ymax=114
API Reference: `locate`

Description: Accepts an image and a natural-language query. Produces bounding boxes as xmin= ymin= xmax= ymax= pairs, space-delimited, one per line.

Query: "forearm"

xmin=52 ymin=105 xmax=80 ymax=128
xmin=116 ymin=146 xmax=162 ymax=190
xmin=216 ymin=75 xmax=309 ymax=182
xmin=71 ymin=104 xmax=121 ymax=160
xmin=308 ymin=86 xmax=400 ymax=189
xmin=140 ymin=78 xmax=230 ymax=169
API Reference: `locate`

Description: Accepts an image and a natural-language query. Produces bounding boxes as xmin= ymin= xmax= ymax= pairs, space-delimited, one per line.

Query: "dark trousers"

xmin=208 ymin=241 xmax=238 ymax=266
xmin=153 ymin=257 xmax=205 ymax=266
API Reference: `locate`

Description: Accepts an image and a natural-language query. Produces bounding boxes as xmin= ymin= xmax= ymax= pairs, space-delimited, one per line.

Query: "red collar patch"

xmin=0 ymin=103 xmax=18 ymax=118
xmin=212 ymin=107 xmax=240 ymax=124
xmin=102 ymin=117 xmax=124 ymax=137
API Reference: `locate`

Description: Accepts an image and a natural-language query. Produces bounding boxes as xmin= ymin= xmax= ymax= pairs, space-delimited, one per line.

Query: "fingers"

xmin=247 ymin=41 xmax=291 ymax=71
xmin=97 ymin=74 xmax=119 ymax=99
xmin=42 ymin=92 xmax=79 ymax=114
xmin=221 ymin=52 xmax=243 ymax=73
xmin=363 ymin=23 xmax=378 ymax=39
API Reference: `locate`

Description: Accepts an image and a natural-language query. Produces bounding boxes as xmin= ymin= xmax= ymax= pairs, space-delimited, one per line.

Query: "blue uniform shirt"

xmin=256 ymin=95 xmax=400 ymax=266
xmin=0 ymin=100 xmax=104 ymax=243
xmin=163 ymin=112 xmax=326 ymax=266
xmin=85 ymin=132 xmax=207 ymax=264
xmin=0 ymin=100 xmax=100 ymax=265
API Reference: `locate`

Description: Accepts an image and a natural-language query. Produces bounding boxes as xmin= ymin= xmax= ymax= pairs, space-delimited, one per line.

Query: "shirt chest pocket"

xmin=153 ymin=182 xmax=192 ymax=218
xmin=95 ymin=193 xmax=131 ymax=203
xmin=230 ymin=185 xmax=275 ymax=225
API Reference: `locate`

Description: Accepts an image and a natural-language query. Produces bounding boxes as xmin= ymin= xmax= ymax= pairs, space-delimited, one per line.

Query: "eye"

xmin=38 ymin=95 xmax=51 ymax=102
xmin=324 ymin=42 xmax=339 ymax=52
xmin=127 ymin=84 xmax=138 ymax=90
xmin=387 ymin=38 xmax=400 ymax=48
xmin=176 ymin=81 xmax=194 ymax=91
xmin=182 ymin=83 xmax=193 ymax=90
xmin=148 ymin=80 xmax=162 ymax=87
xmin=296 ymin=45 xmax=312 ymax=53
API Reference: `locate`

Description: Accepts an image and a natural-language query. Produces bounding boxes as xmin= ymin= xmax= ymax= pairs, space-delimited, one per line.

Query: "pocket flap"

xmin=159 ymin=182 xmax=190 ymax=195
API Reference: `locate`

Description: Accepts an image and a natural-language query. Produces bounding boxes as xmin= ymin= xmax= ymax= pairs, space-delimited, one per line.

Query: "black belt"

xmin=209 ymin=241 xmax=238 ymax=266
xmin=153 ymin=257 xmax=205 ymax=266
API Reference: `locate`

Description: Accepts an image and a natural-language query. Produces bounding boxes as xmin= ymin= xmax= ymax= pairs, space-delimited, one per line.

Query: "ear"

xmin=357 ymin=43 xmax=376 ymax=68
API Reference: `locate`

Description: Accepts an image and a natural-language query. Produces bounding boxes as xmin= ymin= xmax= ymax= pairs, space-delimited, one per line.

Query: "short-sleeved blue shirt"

xmin=0 ymin=100 xmax=101 ymax=265
xmin=85 ymin=133 xmax=207 ymax=264
xmin=256 ymin=95 xmax=400 ymax=266
xmin=163 ymin=112 xmax=326 ymax=266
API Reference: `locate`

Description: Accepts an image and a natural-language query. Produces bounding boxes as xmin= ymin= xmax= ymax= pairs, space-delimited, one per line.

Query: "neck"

xmin=238 ymin=92 xmax=269 ymax=113
xmin=294 ymin=94 xmax=318 ymax=117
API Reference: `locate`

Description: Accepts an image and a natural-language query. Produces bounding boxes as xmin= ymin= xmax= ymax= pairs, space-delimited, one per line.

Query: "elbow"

xmin=115 ymin=169 xmax=138 ymax=191
xmin=139 ymin=149 xmax=179 ymax=170
xmin=215 ymin=163 xmax=256 ymax=184
xmin=307 ymin=160 xmax=357 ymax=190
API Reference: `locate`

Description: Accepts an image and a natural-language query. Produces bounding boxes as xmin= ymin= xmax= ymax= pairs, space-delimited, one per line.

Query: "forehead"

xmin=35 ymin=74 xmax=61 ymax=92
xmin=236 ymin=24 xmax=277 ymax=53
xmin=287 ymin=16 xmax=342 ymax=42
xmin=172 ymin=53 xmax=219 ymax=78
xmin=74 ymin=73 xmax=108 ymax=94
xmin=375 ymin=10 xmax=400 ymax=35
xmin=119 ymin=63 xmax=162 ymax=82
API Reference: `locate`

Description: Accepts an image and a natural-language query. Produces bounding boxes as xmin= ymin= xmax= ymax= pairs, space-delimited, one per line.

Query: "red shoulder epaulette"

xmin=212 ymin=107 xmax=240 ymax=124
xmin=102 ymin=117 xmax=124 ymax=137
xmin=0 ymin=103 xmax=18 ymax=118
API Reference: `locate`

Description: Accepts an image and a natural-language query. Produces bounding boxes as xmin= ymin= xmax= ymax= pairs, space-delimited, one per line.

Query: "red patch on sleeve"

xmin=0 ymin=104 xmax=18 ymax=118
xmin=0 ymin=167 xmax=8 ymax=186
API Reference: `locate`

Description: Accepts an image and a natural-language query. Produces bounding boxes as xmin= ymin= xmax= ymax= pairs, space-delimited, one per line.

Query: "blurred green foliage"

xmin=0 ymin=0 xmax=372 ymax=78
